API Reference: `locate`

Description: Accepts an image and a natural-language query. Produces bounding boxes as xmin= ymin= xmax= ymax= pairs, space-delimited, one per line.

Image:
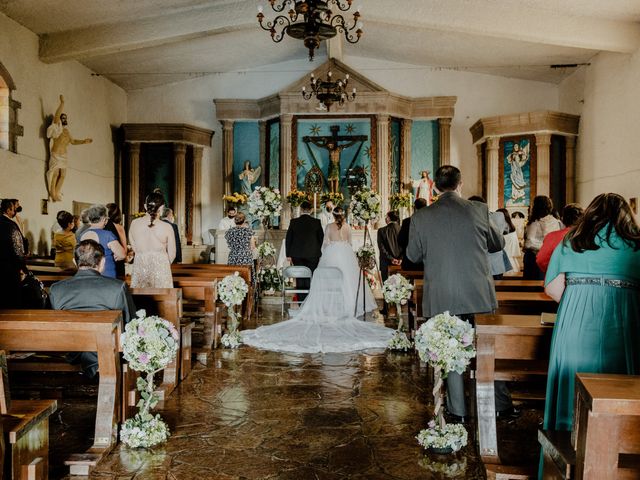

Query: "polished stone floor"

xmin=14 ymin=304 xmax=544 ymax=479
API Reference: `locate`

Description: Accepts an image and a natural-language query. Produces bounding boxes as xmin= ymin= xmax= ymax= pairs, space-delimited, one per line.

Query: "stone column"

xmin=565 ymin=136 xmax=576 ymax=204
xmin=280 ymin=114 xmax=293 ymax=229
xmin=486 ymin=137 xmax=500 ymax=212
xmin=377 ymin=114 xmax=391 ymax=220
xmin=192 ymin=146 xmax=204 ymax=245
xmin=535 ymin=133 xmax=552 ymax=197
xmin=438 ymin=117 xmax=452 ymax=166
xmin=221 ymin=120 xmax=234 ymax=195
xmin=173 ymin=143 xmax=187 ymax=240
xmin=127 ymin=142 xmax=141 ymax=216
xmin=401 ymin=119 xmax=412 ymax=190
xmin=476 ymin=143 xmax=484 ymax=197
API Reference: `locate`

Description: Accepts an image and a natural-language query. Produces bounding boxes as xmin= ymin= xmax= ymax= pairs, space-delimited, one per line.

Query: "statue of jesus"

xmin=307 ymin=137 xmax=359 ymax=193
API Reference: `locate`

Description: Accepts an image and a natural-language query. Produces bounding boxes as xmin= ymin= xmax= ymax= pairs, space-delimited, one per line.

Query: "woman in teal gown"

xmin=542 ymin=193 xmax=640 ymax=433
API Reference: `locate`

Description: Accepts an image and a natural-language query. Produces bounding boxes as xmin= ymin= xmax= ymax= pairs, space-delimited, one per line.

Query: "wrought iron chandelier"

xmin=257 ymin=1 xmax=363 ymax=61
xmin=301 ymin=71 xmax=356 ymax=111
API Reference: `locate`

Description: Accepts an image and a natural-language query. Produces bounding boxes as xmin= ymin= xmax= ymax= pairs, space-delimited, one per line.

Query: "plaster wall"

xmin=559 ymin=49 xmax=640 ymax=206
xmin=0 ymin=13 xmax=127 ymax=255
xmin=127 ymin=57 xmax=560 ymax=235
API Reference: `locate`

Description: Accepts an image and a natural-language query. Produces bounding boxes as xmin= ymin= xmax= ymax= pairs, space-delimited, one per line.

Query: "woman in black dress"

xmin=225 ymin=212 xmax=256 ymax=282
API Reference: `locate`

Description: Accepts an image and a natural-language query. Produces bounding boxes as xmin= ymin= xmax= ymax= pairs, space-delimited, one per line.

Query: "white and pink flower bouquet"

xmin=218 ymin=272 xmax=249 ymax=348
xmin=414 ymin=311 xmax=475 ymax=453
xmin=383 ymin=274 xmax=414 ymax=351
xmin=120 ymin=309 xmax=179 ymax=448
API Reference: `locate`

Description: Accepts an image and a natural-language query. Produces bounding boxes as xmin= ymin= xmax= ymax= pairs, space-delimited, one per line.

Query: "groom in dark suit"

xmin=407 ymin=165 xmax=515 ymax=422
xmin=286 ymin=201 xmax=324 ymax=300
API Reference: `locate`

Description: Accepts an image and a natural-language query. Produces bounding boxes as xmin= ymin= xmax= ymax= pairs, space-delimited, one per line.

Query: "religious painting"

xmin=390 ymin=118 xmax=401 ymax=195
xmin=233 ymin=121 xmax=261 ymax=195
xmin=501 ymin=136 xmax=536 ymax=208
xmin=410 ymin=120 xmax=439 ymax=198
xmin=295 ymin=118 xmax=372 ymax=204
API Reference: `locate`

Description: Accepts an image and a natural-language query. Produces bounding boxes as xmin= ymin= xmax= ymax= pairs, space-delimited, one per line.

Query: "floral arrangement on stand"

xmin=286 ymin=189 xmax=309 ymax=207
xmin=257 ymin=267 xmax=282 ymax=293
xmin=390 ymin=192 xmax=414 ymax=210
xmin=418 ymin=445 xmax=469 ymax=475
xmin=256 ymin=241 xmax=277 ymax=262
xmin=355 ymin=244 xmax=376 ymax=271
xmin=350 ymin=188 xmax=381 ymax=225
xmin=320 ymin=191 xmax=345 ymax=206
xmin=382 ymin=274 xmax=414 ymax=351
xmin=120 ymin=310 xmax=179 ymax=448
xmin=222 ymin=192 xmax=248 ymax=207
xmin=414 ymin=311 xmax=476 ymax=453
xmin=248 ymin=186 xmax=282 ymax=223
xmin=218 ymin=272 xmax=249 ymax=349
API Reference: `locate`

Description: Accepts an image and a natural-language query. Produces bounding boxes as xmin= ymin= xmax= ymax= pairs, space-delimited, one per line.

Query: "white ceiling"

xmin=2 ymin=0 xmax=640 ymax=90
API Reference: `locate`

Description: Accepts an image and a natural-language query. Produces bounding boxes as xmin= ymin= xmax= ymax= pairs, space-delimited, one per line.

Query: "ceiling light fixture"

xmin=257 ymin=1 xmax=363 ymax=61
xmin=301 ymin=70 xmax=355 ymax=111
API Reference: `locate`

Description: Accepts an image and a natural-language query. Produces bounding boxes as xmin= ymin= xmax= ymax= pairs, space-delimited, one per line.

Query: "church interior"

xmin=1 ymin=1 xmax=640 ymax=479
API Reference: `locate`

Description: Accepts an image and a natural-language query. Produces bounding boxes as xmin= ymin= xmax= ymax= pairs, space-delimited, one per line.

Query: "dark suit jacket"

xmin=49 ymin=269 xmax=136 ymax=323
xmin=407 ymin=191 xmax=504 ymax=317
xmin=162 ymin=220 xmax=182 ymax=263
xmin=377 ymin=222 xmax=402 ymax=272
xmin=398 ymin=216 xmax=423 ymax=271
xmin=285 ymin=214 xmax=324 ymax=260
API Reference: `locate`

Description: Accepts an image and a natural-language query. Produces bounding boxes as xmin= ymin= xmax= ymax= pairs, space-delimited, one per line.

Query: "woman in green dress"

xmin=543 ymin=193 xmax=640 ymax=432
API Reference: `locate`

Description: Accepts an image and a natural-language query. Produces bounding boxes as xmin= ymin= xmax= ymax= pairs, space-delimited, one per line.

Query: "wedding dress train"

xmin=242 ymin=223 xmax=394 ymax=353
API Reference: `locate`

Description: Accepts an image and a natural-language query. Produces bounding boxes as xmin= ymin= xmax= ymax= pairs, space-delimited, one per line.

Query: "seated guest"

xmin=536 ymin=203 xmax=583 ymax=274
xmin=225 ymin=212 xmax=256 ymax=282
xmin=80 ymin=204 xmax=126 ymax=278
xmin=49 ymin=240 xmax=136 ymax=378
xmin=75 ymin=209 xmax=90 ymax=241
xmin=160 ymin=207 xmax=182 ymax=264
xmin=398 ymin=198 xmax=427 ymax=271
xmin=543 ymin=193 xmax=640 ymax=433
xmin=218 ymin=206 xmax=237 ymax=230
xmin=53 ymin=210 xmax=77 ymax=270
xmin=523 ymin=195 xmax=563 ymax=279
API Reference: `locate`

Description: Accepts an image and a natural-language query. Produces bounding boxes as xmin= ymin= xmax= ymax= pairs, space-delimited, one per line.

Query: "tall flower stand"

xmin=354 ymin=223 xmax=380 ymax=317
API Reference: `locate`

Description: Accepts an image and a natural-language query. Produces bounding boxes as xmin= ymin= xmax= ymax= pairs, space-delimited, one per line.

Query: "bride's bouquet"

xmin=349 ymin=188 xmax=381 ymax=225
xmin=248 ymin=186 xmax=282 ymax=220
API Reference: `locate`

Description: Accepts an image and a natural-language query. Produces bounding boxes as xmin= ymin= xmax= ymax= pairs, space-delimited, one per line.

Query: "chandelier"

xmin=301 ymin=71 xmax=356 ymax=111
xmin=257 ymin=1 xmax=363 ymax=61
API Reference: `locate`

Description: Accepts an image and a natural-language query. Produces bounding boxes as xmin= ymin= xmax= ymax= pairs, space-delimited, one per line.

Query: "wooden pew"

xmin=495 ymin=291 xmax=557 ymax=315
xmin=130 ymin=288 xmax=184 ymax=400
xmin=494 ymin=279 xmax=544 ymax=292
xmin=475 ymin=313 xmax=553 ymax=477
xmin=0 ymin=310 xmax=122 ymax=476
xmin=171 ymin=264 xmax=253 ymax=319
xmin=573 ymin=373 xmax=640 ymax=479
xmin=0 ymin=350 xmax=57 ymax=480
xmin=172 ymin=278 xmax=218 ymax=361
xmin=387 ymin=265 xmax=423 ymax=280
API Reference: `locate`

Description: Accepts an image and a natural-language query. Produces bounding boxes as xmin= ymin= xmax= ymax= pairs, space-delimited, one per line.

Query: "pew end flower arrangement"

xmin=256 ymin=241 xmax=277 ymax=263
xmin=382 ymin=274 xmax=414 ymax=351
xmin=120 ymin=310 xmax=179 ymax=448
xmin=218 ymin=272 xmax=249 ymax=348
xmin=414 ymin=311 xmax=476 ymax=453
xmin=257 ymin=266 xmax=282 ymax=293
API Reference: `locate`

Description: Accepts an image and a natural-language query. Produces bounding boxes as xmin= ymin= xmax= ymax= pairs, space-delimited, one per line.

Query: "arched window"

xmin=0 ymin=62 xmax=22 ymax=153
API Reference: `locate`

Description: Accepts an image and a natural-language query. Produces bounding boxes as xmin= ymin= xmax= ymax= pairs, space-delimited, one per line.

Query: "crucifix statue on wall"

xmin=303 ymin=125 xmax=367 ymax=193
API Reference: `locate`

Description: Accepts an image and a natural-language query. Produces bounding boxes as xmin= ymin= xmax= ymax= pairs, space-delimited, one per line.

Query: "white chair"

xmin=281 ymin=266 xmax=312 ymax=317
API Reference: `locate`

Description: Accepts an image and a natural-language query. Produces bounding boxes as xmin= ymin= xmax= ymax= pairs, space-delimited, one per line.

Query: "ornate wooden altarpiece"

xmin=214 ymin=58 xmax=457 ymax=228
xmin=120 ymin=123 xmax=214 ymax=245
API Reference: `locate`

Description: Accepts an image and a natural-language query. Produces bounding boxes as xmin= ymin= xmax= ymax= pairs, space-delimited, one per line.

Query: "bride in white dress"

xmin=242 ymin=207 xmax=394 ymax=353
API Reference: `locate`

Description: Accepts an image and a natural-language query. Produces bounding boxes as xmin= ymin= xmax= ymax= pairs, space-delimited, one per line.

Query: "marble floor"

xmin=14 ymin=305 xmax=543 ymax=479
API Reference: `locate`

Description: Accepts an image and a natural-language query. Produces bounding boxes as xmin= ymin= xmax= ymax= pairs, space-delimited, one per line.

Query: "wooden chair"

xmin=0 ymin=350 xmax=57 ymax=480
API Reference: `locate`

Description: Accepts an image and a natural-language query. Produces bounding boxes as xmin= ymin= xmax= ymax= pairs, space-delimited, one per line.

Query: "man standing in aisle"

xmin=407 ymin=165 xmax=516 ymax=422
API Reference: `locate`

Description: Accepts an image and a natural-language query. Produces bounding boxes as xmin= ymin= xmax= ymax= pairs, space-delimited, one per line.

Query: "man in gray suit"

xmin=50 ymin=239 xmax=136 ymax=378
xmin=407 ymin=165 xmax=514 ymax=421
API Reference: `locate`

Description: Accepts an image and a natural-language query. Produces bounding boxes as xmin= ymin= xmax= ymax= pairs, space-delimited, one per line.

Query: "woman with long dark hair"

xmin=523 ymin=195 xmax=562 ymax=279
xmin=128 ymin=192 xmax=176 ymax=288
xmin=105 ymin=203 xmax=127 ymax=277
xmin=542 ymin=193 xmax=640 ymax=433
xmin=497 ymin=208 xmax=521 ymax=273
